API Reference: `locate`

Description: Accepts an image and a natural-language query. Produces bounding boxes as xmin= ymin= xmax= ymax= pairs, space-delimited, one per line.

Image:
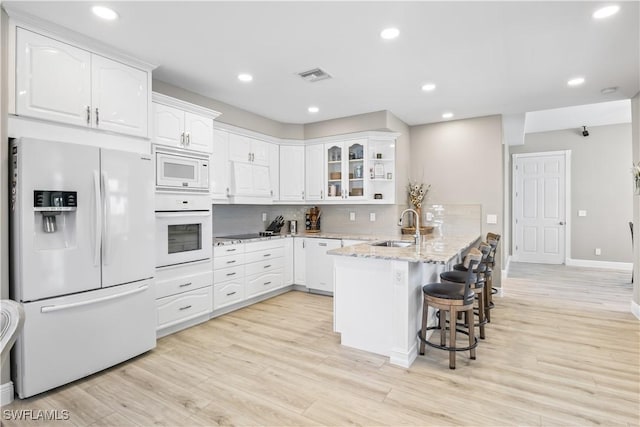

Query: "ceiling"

xmin=3 ymin=1 xmax=639 ymax=126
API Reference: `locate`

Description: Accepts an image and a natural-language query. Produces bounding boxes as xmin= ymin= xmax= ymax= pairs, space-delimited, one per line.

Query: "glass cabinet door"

xmin=326 ymin=144 xmax=343 ymax=199
xmin=347 ymin=141 xmax=365 ymax=199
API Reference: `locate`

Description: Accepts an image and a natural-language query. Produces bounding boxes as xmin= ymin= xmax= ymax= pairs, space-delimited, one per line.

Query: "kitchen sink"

xmin=371 ymin=240 xmax=413 ymax=248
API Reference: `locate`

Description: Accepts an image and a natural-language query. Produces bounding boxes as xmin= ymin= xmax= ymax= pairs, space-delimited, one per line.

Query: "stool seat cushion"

xmin=440 ymin=271 xmax=484 ymax=289
xmin=422 ymin=282 xmax=474 ymax=303
xmin=453 ymin=263 xmax=467 ymax=272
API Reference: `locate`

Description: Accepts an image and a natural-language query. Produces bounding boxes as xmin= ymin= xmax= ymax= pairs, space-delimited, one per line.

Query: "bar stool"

xmin=440 ymin=243 xmax=491 ymax=339
xmin=418 ymin=259 xmax=479 ymax=369
xmin=454 ymin=233 xmax=500 ymax=322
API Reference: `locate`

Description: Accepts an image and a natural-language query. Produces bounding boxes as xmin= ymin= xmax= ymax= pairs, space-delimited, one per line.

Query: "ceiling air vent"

xmin=297 ymin=67 xmax=332 ymax=83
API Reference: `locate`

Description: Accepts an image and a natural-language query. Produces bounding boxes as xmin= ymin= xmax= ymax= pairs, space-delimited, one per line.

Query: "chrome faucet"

xmin=398 ymin=208 xmax=421 ymax=247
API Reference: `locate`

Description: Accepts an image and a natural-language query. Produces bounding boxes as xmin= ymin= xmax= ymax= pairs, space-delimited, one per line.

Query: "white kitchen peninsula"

xmin=329 ymin=234 xmax=480 ymax=368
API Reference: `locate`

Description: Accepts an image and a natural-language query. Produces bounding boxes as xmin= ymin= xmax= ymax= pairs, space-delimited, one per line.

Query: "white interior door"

xmin=101 ymin=149 xmax=155 ymax=286
xmin=513 ymin=152 xmax=567 ymax=264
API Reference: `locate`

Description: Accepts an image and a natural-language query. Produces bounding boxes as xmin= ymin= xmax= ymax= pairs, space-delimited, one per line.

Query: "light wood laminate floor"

xmin=3 ymin=263 xmax=639 ymax=426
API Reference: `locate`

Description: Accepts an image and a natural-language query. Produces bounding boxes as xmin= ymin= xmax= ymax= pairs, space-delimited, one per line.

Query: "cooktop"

xmin=216 ymin=231 xmax=275 ymax=240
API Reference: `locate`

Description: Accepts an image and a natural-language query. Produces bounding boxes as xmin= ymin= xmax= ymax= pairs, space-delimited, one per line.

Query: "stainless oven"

xmin=154 ymin=145 xmax=209 ymax=192
xmin=155 ymin=195 xmax=212 ymax=268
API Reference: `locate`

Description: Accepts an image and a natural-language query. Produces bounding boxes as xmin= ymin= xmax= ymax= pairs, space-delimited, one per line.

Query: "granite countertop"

xmin=213 ymin=231 xmax=400 ymax=246
xmin=327 ymin=234 xmax=481 ymax=264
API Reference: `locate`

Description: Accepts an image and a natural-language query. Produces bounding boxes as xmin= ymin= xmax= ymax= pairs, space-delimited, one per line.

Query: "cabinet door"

xmin=211 ymin=129 xmax=230 ymax=200
xmin=293 ymin=238 xmax=306 ymax=285
xmin=184 ymin=112 xmax=213 ymax=153
xmin=268 ymin=143 xmax=279 ymax=200
xmin=153 ymin=103 xmax=184 ymax=148
xmin=252 ymin=164 xmax=272 ymax=197
xmin=305 ymin=144 xmax=325 ymax=201
xmin=280 ymin=145 xmax=305 ymax=201
xmin=306 ymin=239 xmax=341 ymax=293
xmin=230 ymin=161 xmax=254 ymax=196
xmin=16 ymin=28 xmax=91 ymax=127
xmin=92 ymin=54 xmax=148 ymax=137
xmin=251 ymin=138 xmax=269 ymax=166
xmin=228 ymin=133 xmax=251 ymax=163
xmin=283 ymin=238 xmax=294 ymax=286
xmin=345 ymin=140 xmax=366 ymax=200
xmin=325 ymin=143 xmax=344 ymax=201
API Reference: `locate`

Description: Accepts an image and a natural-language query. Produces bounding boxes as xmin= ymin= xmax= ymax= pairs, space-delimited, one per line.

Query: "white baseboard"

xmin=0 ymin=381 xmax=14 ymax=406
xmin=565 ymin=258 xmax=633 ymax=271
xmin=632 ymin=300 xmax=640 ymax=320
xmin=501 ymin=255 xmax=511 ymax=281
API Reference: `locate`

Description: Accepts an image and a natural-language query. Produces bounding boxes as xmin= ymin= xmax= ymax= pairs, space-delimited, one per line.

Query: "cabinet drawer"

xmin=246 ymin=272 xmax=283 ymax=298
xmin=244 ymin=239 xmax=285 ymax=253
xmin=213 ymin=281 xmax=244 ymax=310
xmin=156 ymin=286 xmax=213 ymax=329
xmin=245 ymin=257 xmax=284 ymax=277
xmin=213 ymin=252 xmax=246 ymax=270
xmin=245 ymin=247 xmax=284 ymax=264
xmin=213 ymin=244 xmax=245 ymax=257
xmin=213 ymin=264 xmax=244 ymax=284
xmin=155 ymin=260 xmax=212 ymax=299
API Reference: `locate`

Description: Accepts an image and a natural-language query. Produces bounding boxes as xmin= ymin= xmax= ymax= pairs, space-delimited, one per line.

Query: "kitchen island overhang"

xmin=329 ymin=234 xmax=481 ymax=368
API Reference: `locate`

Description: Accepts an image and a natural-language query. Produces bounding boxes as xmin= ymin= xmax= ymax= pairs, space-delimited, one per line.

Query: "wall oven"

xmin=155 ymin=194 xmax=212 ymax=268
xmin=154 ymin=145 xmax=209 ymax=192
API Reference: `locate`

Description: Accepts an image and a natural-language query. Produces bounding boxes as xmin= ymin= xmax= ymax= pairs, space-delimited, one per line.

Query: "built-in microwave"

xmin=154 ymin=145 xmax=209 ymax=192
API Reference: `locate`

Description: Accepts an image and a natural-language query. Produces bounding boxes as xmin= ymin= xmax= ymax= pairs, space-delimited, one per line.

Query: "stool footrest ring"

xmin=417 ymin=327 xmax=478 ymax=352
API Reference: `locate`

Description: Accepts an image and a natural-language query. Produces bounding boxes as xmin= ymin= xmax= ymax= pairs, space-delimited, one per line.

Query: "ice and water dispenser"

xmin=33 ymin=191 xmax=77 ymax=233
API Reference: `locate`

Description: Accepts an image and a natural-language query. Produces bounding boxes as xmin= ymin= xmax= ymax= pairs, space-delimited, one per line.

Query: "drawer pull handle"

xmin=226 ymin=260 xmax=236 ymax=264
xmin=319 ymin=243 xmax=327 ymax=247
xmin=179 ymin=282 xmax=192 ymax=288
xmin=226 ymin=248 xmax=237 ymax=252
xmin=264 ymin=281 xmax=271 ymax=286
xmin=226 ymin=291 xmax=237 ymax=296
xmin=263 ymin=253 xmax=271 ymax=257
xmin=179 ymin=305 xmax=192 ymax=311
xmin=226 ymin=272 xmax=237 ymax=276
xmin=264 ymin=265 xmax=271 ymax=269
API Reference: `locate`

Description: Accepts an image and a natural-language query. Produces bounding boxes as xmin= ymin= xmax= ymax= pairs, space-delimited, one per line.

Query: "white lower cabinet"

xmin=246 ymin=271 xmax=283 ymax=298
xmin=293 ymin=237 xmax=306 ymax=285
xmin=283 ymin=237 xmax=294 ymax=285
xmin=213 ymin=280 xmax=244 ymax=309
xmin=305 ymin=238 xmax=342 ymax=293
xmin=157 ymin=287 xmax=213 ymax=329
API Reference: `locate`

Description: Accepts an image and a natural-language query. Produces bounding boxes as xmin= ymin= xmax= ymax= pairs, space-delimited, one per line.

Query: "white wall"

xmin=631 ymin=93 xmax=639 ymax=310
xmin=511 ymin=124 xmax=633 ymax=263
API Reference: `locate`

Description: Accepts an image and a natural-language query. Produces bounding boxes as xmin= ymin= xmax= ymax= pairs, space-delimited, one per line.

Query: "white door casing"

xmin=513 ymin=151 xmax=570 ymax=264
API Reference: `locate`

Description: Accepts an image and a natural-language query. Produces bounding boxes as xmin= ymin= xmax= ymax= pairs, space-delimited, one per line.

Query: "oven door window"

xmin=167 ymin=224 xmax=202 ymax=254
xmin=164 ymin=161 xmax=196 ymax=180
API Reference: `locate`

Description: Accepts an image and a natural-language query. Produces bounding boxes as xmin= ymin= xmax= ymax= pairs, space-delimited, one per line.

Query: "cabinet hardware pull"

xmin=226 ymin=260 xmax=236 ymax=264
xmin=179 ymin=305 xmax=192 ymax=311
xmin=181 ymin=132 xmax=185 ymax=145
xmin=248 ymin=153 xmax=251 ymax=162
xmin=263 ymin=253 xmax=271 ymax=257
xmin=226 ymin=187 xmax=230 ymax=197
xmin=226 ymin=272 xmax=237 ymax=276
xmin=321 ymin=190 xmax=323 ymax=199
xmin=186 ymin=132 xmax=190 ymax=146
xmin=264 ymin=265 xmax=272 ymax=268
xmin=251 ymin=153 xmax=255 ymax=162
xmin=302 ymin=240 xmax=305 ymax=249
xmin=95 ymin=108 xmax=99 ymax=126
xmin=302 ymin=191 xmax=305 ymax=200
xmin=226 ymin=248 xmax=237 ymax=252
xmin=226 ymin=291 xmax=237 ymax=296
xmin=319 ymin=243 xmax=327 ymax=247
xmin=179 ymin=282 xmax=192 ymax=288
xmin=264 ymin=281 xmax=271 ymax=285
xmin=86 ymin=106 xmax=91 ymax=124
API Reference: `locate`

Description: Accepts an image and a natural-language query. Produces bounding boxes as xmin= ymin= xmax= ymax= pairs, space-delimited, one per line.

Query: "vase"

xmin=636 ymin=177 xmax=640 ymax=195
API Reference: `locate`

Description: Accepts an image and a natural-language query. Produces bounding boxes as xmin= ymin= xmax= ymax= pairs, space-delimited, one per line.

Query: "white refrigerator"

xmin=10 ymin=137 xmax=156 ymax=398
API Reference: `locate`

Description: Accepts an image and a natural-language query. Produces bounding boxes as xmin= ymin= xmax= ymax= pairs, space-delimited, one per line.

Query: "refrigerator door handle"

xmin=102 ymin=171 xmax=111 ymax=265
xmin=93 ymin=171 xmax=102 ymax=267
xmin=40 ymin=285 xmax=149 ymax=313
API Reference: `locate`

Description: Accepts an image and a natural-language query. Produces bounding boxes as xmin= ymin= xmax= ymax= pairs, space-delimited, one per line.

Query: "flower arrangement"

xmin=633 ymin=161 xmax=640 ymax=195
xmin=407 ymin=181 xmax=431 ymax=210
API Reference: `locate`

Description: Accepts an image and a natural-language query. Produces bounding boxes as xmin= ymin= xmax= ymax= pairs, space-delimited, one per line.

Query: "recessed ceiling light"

xmin=442 ymin=112 xmax=453 ymax=119
xmin=421 ymin=83 xmax=436 ymax=92
xmin=308 ymin=106 xmax=319 ymax=113
xmin=593 ymin=5 xmax=620 ymax=19
xmin=92 ymin=6 xmax=118 ymax=20
xmin=567 ymin=77 xmax=585 ymax=86
xmin=380 ymin=28 xmax=400 ymax=40
xmin=237 ymin=73 xmax=253 ymax=82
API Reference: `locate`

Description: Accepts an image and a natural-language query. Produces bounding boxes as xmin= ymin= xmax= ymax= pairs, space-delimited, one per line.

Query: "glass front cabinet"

xmin=324 ymin=139 xmax=367 ymax=201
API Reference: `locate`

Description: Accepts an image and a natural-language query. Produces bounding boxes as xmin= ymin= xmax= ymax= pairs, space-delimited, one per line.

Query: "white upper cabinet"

xmin=152 ymin=93 xmax=219 ymax=153
xmin=269 ymin=143 xmax=280 ymax=200
xmin=279 ymin=145 xmax=305 ymax=201
xmin=228 ymin=133 xmax=269 ymax=166
xmin=15 ymin=28 xmax=149 ymax=138
xmin=324 ymin=139 xmax=367 ymax=202
xmin=92 ymin=54 xmax=148 ymax=138
xmin=16 ymin=28 xmax=91 ymax=127
xmin=211 ymin=129 xmax=230 ymax=201
xmin=305 ymin=144 xmax=325 ymax=201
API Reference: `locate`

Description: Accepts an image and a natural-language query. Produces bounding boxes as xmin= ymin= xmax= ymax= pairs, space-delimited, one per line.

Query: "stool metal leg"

xmin=419 ymin=298 xmax=428 ymax=355
xmin=467 ymin=309 xmax=476 ymax=360
xmin=439 ymin=309 xmax=446 ymax=347
xmin=449 ymin=307 xmax=457 ymax=369
xmin=478 ymin=289 xmax=486 ymax=340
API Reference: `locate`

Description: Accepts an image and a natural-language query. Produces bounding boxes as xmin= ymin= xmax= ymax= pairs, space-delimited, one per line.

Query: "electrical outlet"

xmin=349 ymin=212 xmax=356 ymax=221
xmin=369 ymin=213 xmax=376 ymax=222
xmin=578 ymin=210 xmax=587 ymax=217
xmin=486 ymin=214 xmax=497 ymax=224
xmin=262 ymin=212 xmax=267 ymax=221
xmin=595 ymin=248 xmax=601 ymax=256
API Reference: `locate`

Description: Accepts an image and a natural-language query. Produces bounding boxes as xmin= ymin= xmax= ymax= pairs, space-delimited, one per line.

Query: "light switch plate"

xmin=486 ymin=214 xmax=497 ymax=224
xmin=349 ymin=212 xmax=356 ymax=221
xmin=369 ymin=213 xmax=376 ymax=222
xmin=578 ymin=210 xmax=587 ymax=217
xmin=595 ymin=248 xmax=601 ymax=256
xmin=262 ymin=212 xmax=267 ymax=221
